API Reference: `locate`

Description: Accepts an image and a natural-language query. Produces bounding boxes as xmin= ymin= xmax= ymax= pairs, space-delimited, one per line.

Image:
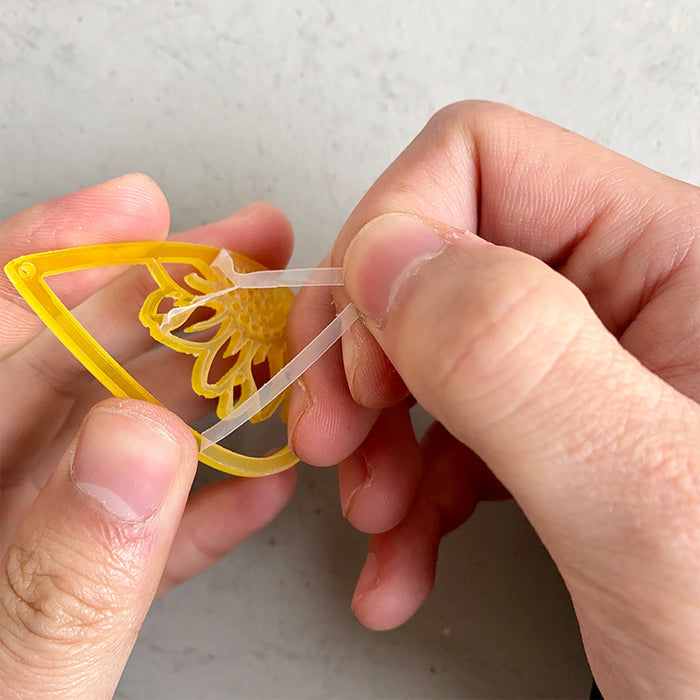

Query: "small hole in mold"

xmin=19 ymin=262 xmax=36 ymax=278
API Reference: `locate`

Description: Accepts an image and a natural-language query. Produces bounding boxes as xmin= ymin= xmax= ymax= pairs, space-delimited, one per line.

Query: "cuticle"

xmin=289 ymin=378 xmax=313 ymax=456
xmin=342 ymin=451 xmax=373 ymax=518
xmin=94 ymin=406 xmax=181 ymax=447
xmin=383 ymin=247 xmax=447 ymax=323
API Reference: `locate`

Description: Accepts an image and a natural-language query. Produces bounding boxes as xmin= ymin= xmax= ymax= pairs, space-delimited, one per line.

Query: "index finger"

xmin=0 ymin=174 xmax=170 ymax=357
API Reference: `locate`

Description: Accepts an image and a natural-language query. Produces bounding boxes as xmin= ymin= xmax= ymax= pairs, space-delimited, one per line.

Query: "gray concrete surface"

xmin=1 ymin=1 xmax=698 ymax=698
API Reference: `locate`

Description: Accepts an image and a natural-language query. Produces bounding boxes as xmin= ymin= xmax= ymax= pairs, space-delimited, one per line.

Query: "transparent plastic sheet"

xmin=213 ymin=249 xmax=345 ymax=289
xmin=163 ymin=251 xmax=345 ymax=327
xmin=153 ymin=251 xmax=357 ymax=455
xmin=200 ymin=302 xmax=359 ymax=453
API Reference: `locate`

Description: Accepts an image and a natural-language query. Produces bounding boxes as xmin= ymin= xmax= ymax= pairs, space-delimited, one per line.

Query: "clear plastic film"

xmin=200 ymin=302 xmax=359 ymax=454
xmin=162 ymin=250 xmax=345 ymax=327
xmin=159 ymin=249 xmax=357 ymax=456
xmin=212 ymin=249 xmax=345 ymax=288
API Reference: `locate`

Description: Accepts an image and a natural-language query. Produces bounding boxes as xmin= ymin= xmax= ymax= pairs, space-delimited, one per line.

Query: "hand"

xmin=0 ymin=175 xmax=296 ymax=698
xmin=287 ymin=102 xmax=700 ymax=697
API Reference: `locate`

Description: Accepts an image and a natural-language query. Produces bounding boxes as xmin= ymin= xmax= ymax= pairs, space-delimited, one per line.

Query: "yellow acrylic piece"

xmin=4 ymin=241 xmax=299 ymax=477
xmin=141 ymin=252 xmax=292 ymax=423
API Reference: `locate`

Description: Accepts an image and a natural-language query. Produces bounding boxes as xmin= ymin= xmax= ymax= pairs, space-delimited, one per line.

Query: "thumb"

xmin=0 ymin=399 xmax=198 ymax=699
xmin=343 ymin=214 xmax=700 ymax=574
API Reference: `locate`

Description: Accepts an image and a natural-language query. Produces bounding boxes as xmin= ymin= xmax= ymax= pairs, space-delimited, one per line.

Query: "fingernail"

xmin=343 ymin=213 xmax=446 ymax=325
xmin=340 ymin=330 xmax=360 ymax=400
xmin=341 ymin=452 xmax=372 ymax=518
xmin=71 ymin=407 xmax=182 ymax=522
xmin=287 ymin=378 xmax=310 ymax=457
xmin=352 ymin=552 xmax=379 ymax=607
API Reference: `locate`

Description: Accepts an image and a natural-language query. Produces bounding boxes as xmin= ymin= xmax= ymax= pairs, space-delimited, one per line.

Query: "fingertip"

xmin=242 ymin=200 xmax=294 ymax=237
xmin=101 ymin=171 xmax=166 ymax=199
xmin=229 ymin=200 xmax=295 ymax=268
xmin=339 ymin=403 xmax=423 ymax=534
xmin=287 ymin=382 xmax=378 ymax=467
xmin=342 ymin=325 xmax=409 ymax=409
xmin=287 ymin=285 xmax=379 ymax=466
xmin=350 ymin=538 xmax=435 ymax=632
xmin=172 ymin=200 xmax=294 ymax=270
xmin=93 ymin=172 xmax=171 ymax=235
xmin=352 ymin=591 xmax=420 ymax=632
xmin=351 ymin=500 xmax=441 ymax=630
xmin=1 ymin=172 xmax=172 ymax=256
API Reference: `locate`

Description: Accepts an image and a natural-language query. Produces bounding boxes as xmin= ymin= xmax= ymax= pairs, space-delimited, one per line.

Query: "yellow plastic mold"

xmin=4 ymin=241 xmax=299 ymax=477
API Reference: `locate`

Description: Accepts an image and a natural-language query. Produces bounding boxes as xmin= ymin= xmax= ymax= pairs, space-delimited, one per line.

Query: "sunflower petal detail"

xmin=140 ymin=255 xmax=293 ymax=424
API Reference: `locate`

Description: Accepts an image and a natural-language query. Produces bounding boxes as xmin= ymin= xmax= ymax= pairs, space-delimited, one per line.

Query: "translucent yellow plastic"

xmin=4 ymin=241 xmax=299 ymax=477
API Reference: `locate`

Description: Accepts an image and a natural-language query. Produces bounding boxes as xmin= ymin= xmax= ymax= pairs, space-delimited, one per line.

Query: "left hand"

xmin=0 ymin=175 xmax=296 ymax=697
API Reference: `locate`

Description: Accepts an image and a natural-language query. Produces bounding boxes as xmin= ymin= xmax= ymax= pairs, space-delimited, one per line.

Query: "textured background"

xmin=1 ymin=1 xmax=698 ymax=698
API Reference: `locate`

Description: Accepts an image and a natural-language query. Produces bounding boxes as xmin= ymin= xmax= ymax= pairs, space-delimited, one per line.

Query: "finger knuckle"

xmin=638 ymin=436 xmax=700 ymax=516
xmin=420 ymin=255 xmax=589 ymax=427
xmin=427 ymin=99 xmax=513 ymax=131
xmin=1 ymin=527 xmax=131 ymax=654
xmin=426 ymin=100 xmax=524 ymax=150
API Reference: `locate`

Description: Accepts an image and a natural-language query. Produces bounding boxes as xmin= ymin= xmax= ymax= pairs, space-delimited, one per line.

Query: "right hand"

xmin=287 ymin=102 xmax=700 ymax=698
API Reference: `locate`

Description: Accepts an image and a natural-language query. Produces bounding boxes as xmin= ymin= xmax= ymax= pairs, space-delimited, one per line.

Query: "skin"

xmin=287 ymin=102 xmax=700 ymax=698
xmin=0 ymin=176 xmax=296 ymax=698
xmin=2 ymin=102 xmax=699 ymax=698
